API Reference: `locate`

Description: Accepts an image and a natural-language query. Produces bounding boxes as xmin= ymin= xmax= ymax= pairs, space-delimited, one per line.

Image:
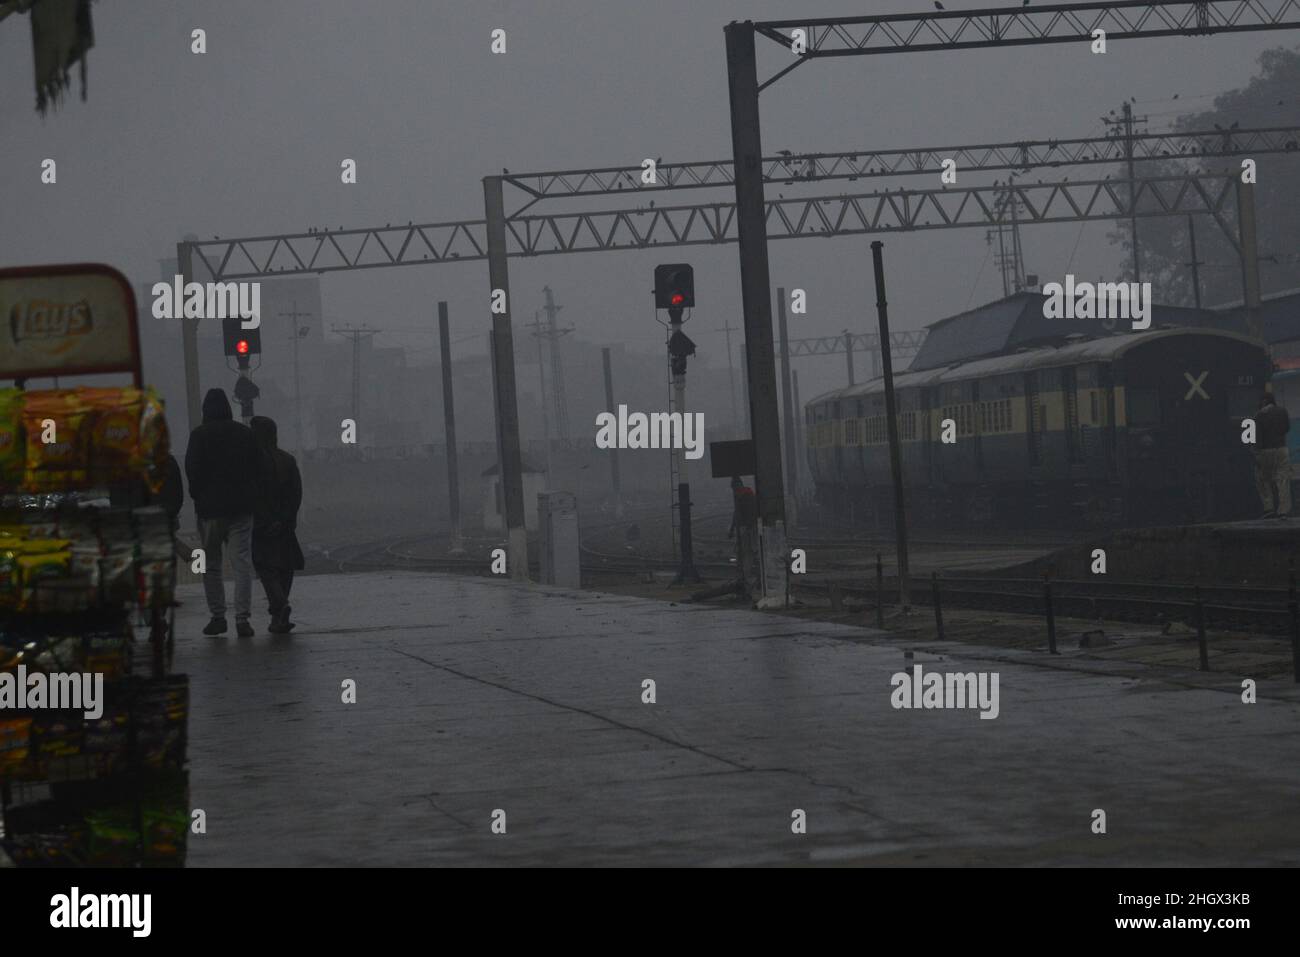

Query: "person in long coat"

xmin=249 ymin=416 xmax=305 ymax=633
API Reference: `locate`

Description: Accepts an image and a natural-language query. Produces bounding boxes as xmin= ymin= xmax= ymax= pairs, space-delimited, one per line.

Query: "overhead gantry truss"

xmin=189 ymin=172 xmax=1238 ymax=281
xmin=789 ymin=330 xmax=928 ymax=358
xmin=752 ymin=1 xmax=1300 ymax=82
xmin=500 ymin=125 xmax=1300 ymax=206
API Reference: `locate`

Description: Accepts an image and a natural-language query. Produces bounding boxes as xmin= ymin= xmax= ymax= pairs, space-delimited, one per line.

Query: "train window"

xmin=1127 ymin=388 xmax=1161 ymax=427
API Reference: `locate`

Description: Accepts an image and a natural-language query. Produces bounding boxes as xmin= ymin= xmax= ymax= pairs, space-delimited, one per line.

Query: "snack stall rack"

xmin=0 ymin=264 xmax=189 ymax=867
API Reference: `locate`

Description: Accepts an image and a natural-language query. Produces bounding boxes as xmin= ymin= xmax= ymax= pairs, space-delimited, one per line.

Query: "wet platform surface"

xmin=177 ymin=571 xmax=1300 ymax=866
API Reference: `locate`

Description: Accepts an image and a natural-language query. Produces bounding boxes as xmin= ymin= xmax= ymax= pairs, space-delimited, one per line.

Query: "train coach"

xmin=805 ymin=328 xmax=1270 ymax=528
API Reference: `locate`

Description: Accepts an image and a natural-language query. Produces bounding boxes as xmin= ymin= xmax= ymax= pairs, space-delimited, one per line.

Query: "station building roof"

xmin=908 ymin=290 xmax=1227 ymax=372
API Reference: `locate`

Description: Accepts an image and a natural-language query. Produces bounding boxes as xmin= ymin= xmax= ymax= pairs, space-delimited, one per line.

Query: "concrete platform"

xmin=177 ymin=571 xmax=1300 ymax=866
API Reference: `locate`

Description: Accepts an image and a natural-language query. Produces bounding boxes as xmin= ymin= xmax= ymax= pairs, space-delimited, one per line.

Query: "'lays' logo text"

xmin=9 ymin=298 xmax=93 ymax=347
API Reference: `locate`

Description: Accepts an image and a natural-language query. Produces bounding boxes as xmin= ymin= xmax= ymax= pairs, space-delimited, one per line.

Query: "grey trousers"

xmin=1255 ymin=447 xmax=1293 ymax=516
xmin=198 ymin=514 xmax=254 ymax=620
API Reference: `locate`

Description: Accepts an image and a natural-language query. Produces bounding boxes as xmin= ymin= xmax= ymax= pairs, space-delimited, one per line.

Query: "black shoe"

xmin=202 ymin=617 xmax=227 ymax=636
xmin=267 ymin=615 xmax=290 ymax=634
xmin=235 ymin=619 xmax=255 ymax=638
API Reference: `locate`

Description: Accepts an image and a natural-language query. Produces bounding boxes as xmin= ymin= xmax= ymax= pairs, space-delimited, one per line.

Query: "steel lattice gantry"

xmin=188 ymin=172 xmax=1241 ymax=280
xmin=498 ymin=125 xmax=1299 ymax=206
xmin=724 ymin=0 xmax=1300 ymax=600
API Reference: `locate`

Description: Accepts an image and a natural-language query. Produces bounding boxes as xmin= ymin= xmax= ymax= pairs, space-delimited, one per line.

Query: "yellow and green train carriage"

xmin=805 ymin=328 xmax=1269 ymax=528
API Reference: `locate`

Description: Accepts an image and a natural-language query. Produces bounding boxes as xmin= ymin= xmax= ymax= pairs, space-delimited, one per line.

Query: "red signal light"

xmin=236 ymin=339 xmax=249 ymax=355
xmin=670 ymin=293 xmax=685 ymax=306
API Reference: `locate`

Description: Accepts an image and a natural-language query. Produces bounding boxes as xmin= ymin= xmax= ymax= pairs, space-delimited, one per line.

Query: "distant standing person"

xmin=250 ymin=416 xmax=304 ymax=633
xmin=1255 ymin=392 xmax=1292 ymax=518
xmin=185 ymin=389 xmax=263 ymax=637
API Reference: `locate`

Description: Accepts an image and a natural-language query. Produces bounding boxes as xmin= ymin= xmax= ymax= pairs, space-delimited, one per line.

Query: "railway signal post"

xmin=655 ymin=264 xmax=702 ymax=585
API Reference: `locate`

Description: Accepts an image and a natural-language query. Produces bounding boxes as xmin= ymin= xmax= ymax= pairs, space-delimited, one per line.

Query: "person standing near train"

xmin=1255 ymin=392 xmax=1292 ymax=518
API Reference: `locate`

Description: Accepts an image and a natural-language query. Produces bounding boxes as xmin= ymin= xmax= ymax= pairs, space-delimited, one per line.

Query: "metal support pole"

xmin=1187 ymin=215 xmax=1203 ymax=310
xmin=875 ymin=552 xmax=884 ymax=630
xmin=601 ymin=347 xmax=622 ymax=517
xmin=438 ymin=302 xmax=463 ymax=553
xmin=1044 ymin=572 xmax=1058 ymax=655
xmin=177 ymin=241 xmax=201 ymax=435
xmin=719 ymin=320 xmax=739 ymax=433
xmin=669 ymin=306 xmax=701 ymax=585
xmin=1237 ymin=180 xmax=1262 ymax=338
xmin=739 ymin=340 xmax=751 ymax=434
xmin=792 ymin=368 xmax=804 ymax=499
xmin=776 ymin=287 xmax=799 ymax=529
xmin=1195 ymin=586 xmax=1209 ymax=671
xmin=931 ymin=572 xmax=945 ymax=640
xmin=1288 ymin=562 xmax=1300 ymax=684
xmin=844 ymin=330 xmax=855 ymax=386
xmin=350 ymin=332 xmax=361 ymax=447
xmin=292 ymin=313 xmax=303 ymax=453
xmin=726 ymin=21 xmax=786 ymax=605
xmin=870 ymin=347 xmax=880 ymax=380
xmin=870 ymin=241 xmax=910 ymax=612
xmin=483 ymin=176 xmax=529 ymax=580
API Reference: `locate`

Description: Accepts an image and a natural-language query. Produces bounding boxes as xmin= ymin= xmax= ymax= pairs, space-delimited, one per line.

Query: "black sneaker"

xmin=202 ymin=617 xmax=228 ymax=636
xmin=235 ymin=619 xmax=255 ymax=638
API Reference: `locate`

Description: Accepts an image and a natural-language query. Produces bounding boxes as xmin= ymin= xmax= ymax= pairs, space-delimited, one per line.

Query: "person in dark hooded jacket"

xmin=249 ymin=416 xmax=304 ymax=633
xmin=184 ymin=389 xmax=263 ymax=637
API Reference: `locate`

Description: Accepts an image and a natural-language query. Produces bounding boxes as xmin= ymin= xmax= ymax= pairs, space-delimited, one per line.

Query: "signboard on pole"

xmin=0 ymin=264 xmax=141 ymax=384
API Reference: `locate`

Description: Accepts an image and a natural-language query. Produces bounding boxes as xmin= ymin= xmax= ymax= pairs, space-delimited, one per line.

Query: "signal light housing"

xmin=222 ymin=318 xmax=262 ymax=358
xmin=654 ymin=264 xmax=695 ymax=310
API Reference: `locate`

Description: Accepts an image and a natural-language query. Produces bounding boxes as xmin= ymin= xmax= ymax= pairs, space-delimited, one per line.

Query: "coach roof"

xmin=806 ymin=328 xmax=1262 ymax=408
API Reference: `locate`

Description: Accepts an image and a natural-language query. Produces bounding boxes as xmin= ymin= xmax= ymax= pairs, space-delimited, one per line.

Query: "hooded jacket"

xmin=249 ymin=416 xmax=305 ymax=570
xmin=184 ymin=389 xmax=264 ymax=520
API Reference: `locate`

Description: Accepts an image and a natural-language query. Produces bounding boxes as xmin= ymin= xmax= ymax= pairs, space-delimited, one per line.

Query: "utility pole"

xmin=437 ymin=302 xmax=463 ymax=553
xmin=527 ymin=311 xmax=555 ymax=484
xmin=1238 ymin=179 xmax=1263 ymax=338
xmin=1104 ymin=100 xmax=1148 ymax=282
xmin=331 ymin=325 xmax=378 ymax=454
xmin=843 ymin=330 xmax=855 ymax=387
xmin=278 ymin=301 xmax=313 ymax=454
xmin=601 ymin=347 xmax=622 ymax=517
xmin=541 ymin=286 xmax=572 ymax=443
xmin=871 ymin=242 xmax=910 ymax=614
xmin=717 ymin=319 xmax=740 ymax=432
xmin=1186 ymin=215 xmax=1203 ymax=309
xmin=989 ymin=178 xmax=1027 ymax=295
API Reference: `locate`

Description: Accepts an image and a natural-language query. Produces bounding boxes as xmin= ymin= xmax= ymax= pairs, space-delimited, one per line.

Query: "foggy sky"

xmin=2 ymin=0 xmax=1294 ymax=379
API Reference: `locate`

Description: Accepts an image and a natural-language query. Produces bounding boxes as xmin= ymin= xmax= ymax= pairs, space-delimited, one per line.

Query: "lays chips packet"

xmin=22 ymin=391 xmax=88 ymax=492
